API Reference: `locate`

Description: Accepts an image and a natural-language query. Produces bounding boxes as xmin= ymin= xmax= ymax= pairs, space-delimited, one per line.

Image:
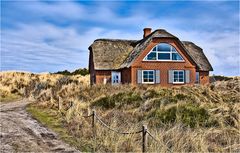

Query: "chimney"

xmin=143 ymin=28 xmax=152 ymax=38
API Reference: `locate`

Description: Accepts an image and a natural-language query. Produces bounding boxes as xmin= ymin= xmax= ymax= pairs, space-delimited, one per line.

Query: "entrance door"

xmin=111 ymin=71 xmax=121 ymax=85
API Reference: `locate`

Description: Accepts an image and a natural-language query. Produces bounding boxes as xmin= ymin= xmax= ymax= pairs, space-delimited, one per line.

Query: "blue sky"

xmin=1 ymin=0 xmax=239 ymax=76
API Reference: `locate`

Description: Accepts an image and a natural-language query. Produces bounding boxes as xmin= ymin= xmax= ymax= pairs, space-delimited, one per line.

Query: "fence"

xmin=81 ymin=109 xmax=160 ymax=153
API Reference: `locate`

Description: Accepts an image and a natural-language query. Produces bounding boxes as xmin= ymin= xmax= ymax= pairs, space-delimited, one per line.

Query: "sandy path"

xmin=0 ymin=100 xmax=80 ymax=153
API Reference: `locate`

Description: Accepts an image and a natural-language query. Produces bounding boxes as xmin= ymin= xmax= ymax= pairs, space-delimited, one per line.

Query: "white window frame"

xmin=142 ymin=70 xmax=155 ymax=84
xmin=143 ymin=43 xmax=184 ymax=62
xmin=173 ymin=70 xmax=185 ymax=84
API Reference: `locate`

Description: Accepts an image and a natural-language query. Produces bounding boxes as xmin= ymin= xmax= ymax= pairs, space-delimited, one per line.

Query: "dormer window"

xmin=144 ymin=43 xmax=184 ymax=61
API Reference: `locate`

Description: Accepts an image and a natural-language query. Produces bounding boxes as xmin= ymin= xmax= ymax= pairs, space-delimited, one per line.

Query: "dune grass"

xmin=1 ymin=71 xmax=239 ymax=152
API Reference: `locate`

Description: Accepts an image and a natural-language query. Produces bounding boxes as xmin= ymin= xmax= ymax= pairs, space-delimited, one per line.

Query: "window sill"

xmin=142 ymin=82 xmax=155 ymax=84
xmin=142 ymin=60 xmax=185 ymax=62
xmin=173 ymin=82 xmax=185 ymax=84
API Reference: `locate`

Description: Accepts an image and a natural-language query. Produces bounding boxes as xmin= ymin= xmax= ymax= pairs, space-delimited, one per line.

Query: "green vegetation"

xmin=53 ymin=68 xmax=89 ymax=76
xmin=150 ymin=103 xmax=218 ymax=128
xmin=92 ymin=91 xmax=142 ymax=109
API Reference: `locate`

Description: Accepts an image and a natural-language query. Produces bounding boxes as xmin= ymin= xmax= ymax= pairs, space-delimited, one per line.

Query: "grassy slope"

xmin=1 ymin=71 xmax=240 ymax=152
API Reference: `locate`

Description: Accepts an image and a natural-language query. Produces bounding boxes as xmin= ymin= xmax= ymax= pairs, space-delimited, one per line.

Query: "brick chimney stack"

xmin=143 ymin=28 xmax=152 ymax=38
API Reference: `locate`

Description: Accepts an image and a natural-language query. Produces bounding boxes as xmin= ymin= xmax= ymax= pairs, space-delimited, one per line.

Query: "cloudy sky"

xmin=1 ymin=0 xmax=239 ymax=76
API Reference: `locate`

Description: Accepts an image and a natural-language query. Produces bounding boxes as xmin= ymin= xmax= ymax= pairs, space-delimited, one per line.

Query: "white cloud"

xmin=1 ymin=1 xmax=239 ymax=75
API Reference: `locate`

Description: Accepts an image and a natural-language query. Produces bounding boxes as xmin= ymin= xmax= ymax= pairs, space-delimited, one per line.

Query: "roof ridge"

xmin=94 ymin=38 xmax=138 ymax=42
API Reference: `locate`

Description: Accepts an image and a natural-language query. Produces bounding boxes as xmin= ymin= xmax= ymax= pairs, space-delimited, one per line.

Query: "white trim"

xmin=173 ymin=70 xmax=185 ymax=84
xmin=142 ymin=70 xmax=155 ymax=84
xmin=143 ymin=43 xmax=184 ymax=62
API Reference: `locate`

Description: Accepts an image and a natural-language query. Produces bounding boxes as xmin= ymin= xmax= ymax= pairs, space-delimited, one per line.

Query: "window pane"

xmin=143 ymin=71 xmax=148 ymax=75
xmin=143 ymin=78 xmax=148 ymax=82
xmin=149 ymin=71 xmax=154 ymax=75
xmin=149 ymin=79 xmax=154 ymax=82
xmin=174 ymin=71 xmax=178 ymax=75
xmin=171 ymin=46 xmax=177 ymax=52
xmin=179 ymin=71 xmax=184 ymax=75
xmin=157 ymin=43 xmax=171 ymax=52
xmin=149 ymin=75 xmax=154 ymax=79
xmin=147 ymin=52 xmax=156 ymax=60
xmin=152 ymin=47 xmax=157 ymax=51
xmin=179 ymin=79 xmax=184 ymax=82
xmin=143 ymin=74 xmax=148 ymax=79
xmin=172 ymin=53 xmax=183 ymax=61
xmin=158 ymin=53 xmax=170 ymax=60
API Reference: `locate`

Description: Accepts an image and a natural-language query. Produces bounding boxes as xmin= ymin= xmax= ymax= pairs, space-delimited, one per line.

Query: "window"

xmin=173 ymin=70 xmax=184 ymax=83
xmin=195 ymin=72 xmax=200 ymax=84
xmin=142 ymin=70 xmax=154 ymax=83
xmin=144 ymin=43 xmax=184 ymax=61
xmin=111 ymin=71 xmax=121 ymax=84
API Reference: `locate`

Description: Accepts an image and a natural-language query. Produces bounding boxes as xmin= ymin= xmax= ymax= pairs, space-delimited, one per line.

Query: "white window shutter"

xmin=185 ymin=70 xmax=190 ymax=83
xmin=168 ymin=70 xmax=173 ymax=83
xmin=155 ymin=70 xmax=160 ymax=84
xmin=137 ymin=70 xmax=142 ymax=84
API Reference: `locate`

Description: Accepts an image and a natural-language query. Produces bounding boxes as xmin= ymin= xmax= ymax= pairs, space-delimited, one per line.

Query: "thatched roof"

xmin=181 ymin=41 xmax=213 ymax=71
xmin=89 ymin=29 xmax=213 ymax=71
xmin=89 ymin=39 xmax=138 ymax=70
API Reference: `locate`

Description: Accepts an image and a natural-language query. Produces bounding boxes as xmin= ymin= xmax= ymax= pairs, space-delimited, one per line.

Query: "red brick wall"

xmin=131 ymin=38 xmax=198 ymax=87
xmin=95 ymin=70 xmax=112 ymax=84
xmin=199 ymin=71 xmax=209 ymax=84
xmin=121 ymin=68 xmax=131 ymax=84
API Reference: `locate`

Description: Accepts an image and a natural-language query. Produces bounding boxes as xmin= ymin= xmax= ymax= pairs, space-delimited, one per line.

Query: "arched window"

xmin=144 ymin=43 xmax=184 ymax=61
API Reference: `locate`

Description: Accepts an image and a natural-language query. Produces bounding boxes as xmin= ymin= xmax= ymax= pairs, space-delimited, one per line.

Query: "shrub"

xmin=91 ymin=91 xmax=142 ymax=109
xmin=53 ymin=68 xmax=89 ymax=76
xmin=150 ymin=103 xmax=218 ymax=128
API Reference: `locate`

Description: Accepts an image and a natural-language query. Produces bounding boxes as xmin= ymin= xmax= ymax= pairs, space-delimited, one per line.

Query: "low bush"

xmin=92 ymin=91 xmax=142 ymax=109
xmin=149 ymin=103 xmax=218 ymax=128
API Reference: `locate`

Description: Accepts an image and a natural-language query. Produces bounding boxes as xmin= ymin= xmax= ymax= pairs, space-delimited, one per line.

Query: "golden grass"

xmin=1 ymin=71 xmax=240 ymax=152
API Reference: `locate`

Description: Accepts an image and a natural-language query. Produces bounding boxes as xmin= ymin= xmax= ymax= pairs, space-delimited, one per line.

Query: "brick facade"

xmin=130 ymin=38 xmax=197 ymax=87
xmin=90 ymin=33 xmax=211 ymax=86
xmin=199 ymin=71 xmax=209 ymax=85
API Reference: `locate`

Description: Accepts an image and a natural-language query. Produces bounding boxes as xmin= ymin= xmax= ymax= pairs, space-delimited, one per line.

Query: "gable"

xmin=131 ymin=38 xmax=196 ymax=68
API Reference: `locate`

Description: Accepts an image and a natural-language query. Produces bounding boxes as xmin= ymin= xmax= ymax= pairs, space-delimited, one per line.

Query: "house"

xmin=88 ymin=28 xmax=213 ymax=87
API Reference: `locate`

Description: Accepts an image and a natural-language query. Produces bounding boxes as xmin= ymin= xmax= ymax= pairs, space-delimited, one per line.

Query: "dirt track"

xmin=0 ymin=100 xmax=80 ymax=153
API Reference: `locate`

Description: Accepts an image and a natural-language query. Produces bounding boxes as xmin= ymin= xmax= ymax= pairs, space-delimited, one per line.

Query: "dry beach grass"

xmin=0 ymin=71 xmax=239 ymax=152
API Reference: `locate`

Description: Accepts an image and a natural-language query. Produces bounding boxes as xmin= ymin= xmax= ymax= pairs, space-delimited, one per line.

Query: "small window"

xmin=142 ymin=70 xmax=154 ymax=83
xmin=173 ymin=70 xmax=184 ymax=83
xmin=195 ymin=72 xmax=200 ymax=84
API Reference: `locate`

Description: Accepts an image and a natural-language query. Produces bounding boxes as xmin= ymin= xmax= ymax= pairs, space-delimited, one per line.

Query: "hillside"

xmin=0 ymin=71 xmax=239 ymax=152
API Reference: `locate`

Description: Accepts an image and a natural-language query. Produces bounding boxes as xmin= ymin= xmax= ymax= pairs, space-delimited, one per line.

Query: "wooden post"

xmin=92 ymin=110 xmax=96 ymax=152
xmin=142 ymin=125 xmax=147 ymax=153
xmin=58 ymin=97 xmax=62 ymax=111
xmin=23 ymin=87 xmax=27 ymax=97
